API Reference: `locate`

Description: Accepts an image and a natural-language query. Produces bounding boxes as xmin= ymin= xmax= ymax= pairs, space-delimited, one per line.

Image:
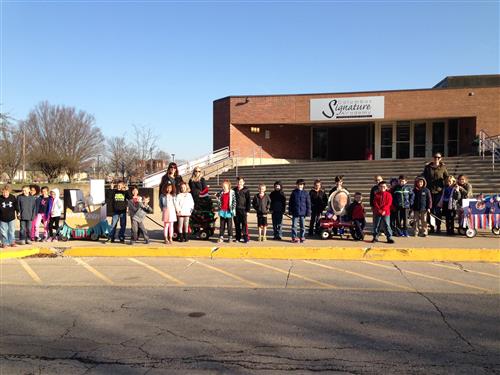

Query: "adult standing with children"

xmin=159 ymin=162 xmax=183 ymax=198
xmin=422 ymin=153 xmax=448 ymax=233
xmin=188 ymin=168 xmax=207 ymax=202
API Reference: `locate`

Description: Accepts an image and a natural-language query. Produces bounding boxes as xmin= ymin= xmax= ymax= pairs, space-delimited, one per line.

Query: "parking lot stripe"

xmin=430 ymin=262 xmax=500 ymax=279
xmin=245 ymin=260 xmax=337 ymax=289
xmin=128 ymin=258 xmax=185 ymax=285
xmin=73 ymin=258 xmax=114 ymax=285
xmin=186 ymin=258 xmax=259 ymax=287
xmin=18 ymin=260 xmax=42 ymax=284
xmin=303 ymin=260 xmax=414 ymax=291
xmin=362 ymin=261 xmax=495 ymax=293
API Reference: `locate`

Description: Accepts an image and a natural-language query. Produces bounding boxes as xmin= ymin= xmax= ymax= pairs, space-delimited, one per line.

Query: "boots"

xmin=184 ymin=233 xmax=189 ymax=242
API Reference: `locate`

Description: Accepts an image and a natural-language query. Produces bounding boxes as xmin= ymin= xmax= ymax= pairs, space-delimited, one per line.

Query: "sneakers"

xmin=144 ymin=240 xmax=150 ymax=245
xmin=291 ymin=238 xmax=300 ymax=243
xmin=10 ymin=243 xmax=17 ymax=247
xmin=228 ymin=237 xmax=233 ymax=243
xmin=371 ymin=237 xmax=379 ymax=243
xmin=263 ymin=235 xmax=267 ymax=242
xmin=300 ymin=238 xmax=305 ymax=243
xmin=218 ymin=237 xmax=224 ymax=243
xmin=26 ymin=239 xmax=32 ymax=245
xmin=387 ymin=238 xmax=395 ymax=244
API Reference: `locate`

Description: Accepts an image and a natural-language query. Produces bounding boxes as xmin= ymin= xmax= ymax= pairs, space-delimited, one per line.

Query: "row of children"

xmin=369 ymin=173 xmax=474 ymax=240
xmin=105 ymin=180 xmax=195 ymax=245
xmin=0 ymin=185 xmax=63 ymax=247
xmin=216 ymin=177 xmax=331 ymax=243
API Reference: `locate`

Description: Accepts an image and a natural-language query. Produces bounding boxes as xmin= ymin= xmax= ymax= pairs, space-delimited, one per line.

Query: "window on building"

xmin=448 ymin=119 xmax=458 ymax=156
xmin=396 ymin=121 xmax=410 ymax=159
xmin=413 ymin=122 xmax=426 ymax=158
xmin=380 ymin=125 xmax=393 ymax=159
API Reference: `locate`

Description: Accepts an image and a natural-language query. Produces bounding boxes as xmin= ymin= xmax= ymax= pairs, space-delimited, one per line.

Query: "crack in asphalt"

xmin=391 ymin=262 xmax=475 ymax=350
xmin=285 ymin=261 xmax=294 ymax=288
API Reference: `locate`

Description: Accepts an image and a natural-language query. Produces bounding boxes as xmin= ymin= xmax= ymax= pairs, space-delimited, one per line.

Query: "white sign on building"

xmin=310 ymin=96 xmax=384 ymax=121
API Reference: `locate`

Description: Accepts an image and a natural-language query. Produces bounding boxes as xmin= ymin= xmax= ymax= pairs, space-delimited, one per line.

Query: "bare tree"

xmin=106 ymin=136 xmax=139 ymax=180
xmin=154 ymin=150 xmax=171 ymax=162
xmin=22 ymin=101 xmax=104 ymax=182
xmin=132 ymin=124 xmax=158 ymax=174
xmin=0 ymin=113 xmax=23 ymax=182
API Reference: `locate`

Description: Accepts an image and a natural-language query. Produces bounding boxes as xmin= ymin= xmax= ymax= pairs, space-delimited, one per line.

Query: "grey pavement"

xmin=1 ymin=258 xmax=499 ymax=374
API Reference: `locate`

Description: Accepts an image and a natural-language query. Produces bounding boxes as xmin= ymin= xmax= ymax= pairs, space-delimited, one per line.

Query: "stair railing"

xmin=478 ymin=129 xmax=500 ymax=171
xmin=143 ymin=147 xmax=232 ymax=187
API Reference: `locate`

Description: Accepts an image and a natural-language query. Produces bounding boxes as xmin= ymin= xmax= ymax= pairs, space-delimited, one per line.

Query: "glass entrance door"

xmin=413 ymin=122 xmax=426 ymax=157
xmin=380 ymin=124 xmax=393 ymax=159
xmin=432 ymin=121 xmax=445 ymax=155
xmin=396 ymin=121 xmax=410 ymax=159
xmin=312 ymin=128 xmax=328 ymax=160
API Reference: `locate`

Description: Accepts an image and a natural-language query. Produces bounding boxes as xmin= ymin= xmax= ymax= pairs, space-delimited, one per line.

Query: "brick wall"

xmin=230 ymin=124 xmax=310 ymax=159
xmin=214 ymin=87 xmax=500 ymax=158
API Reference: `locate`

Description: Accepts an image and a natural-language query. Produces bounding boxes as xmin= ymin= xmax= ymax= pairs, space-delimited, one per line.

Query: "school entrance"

xmin=311 ymin=118 xmax=471 ymax=161
xmin=374 ymin=118 xmax=464 ymax=159
xmin=312 ymin=123 xmax=374 ymax=161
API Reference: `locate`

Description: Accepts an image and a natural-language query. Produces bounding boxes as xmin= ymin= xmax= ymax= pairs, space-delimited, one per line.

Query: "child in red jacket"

xmin=372 ymin=181 xmax=395 ymax=243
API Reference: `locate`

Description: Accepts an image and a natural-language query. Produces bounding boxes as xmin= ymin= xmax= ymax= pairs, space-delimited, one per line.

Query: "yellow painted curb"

xmin=0 ymin=248 xmax=41 ymax=260
xmin=57 ymin=246 xmax=500 ymax=263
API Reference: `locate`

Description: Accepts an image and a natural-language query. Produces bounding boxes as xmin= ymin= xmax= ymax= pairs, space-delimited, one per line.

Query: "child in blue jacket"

xmin=288 ymin=179 xmax=311 ymax=243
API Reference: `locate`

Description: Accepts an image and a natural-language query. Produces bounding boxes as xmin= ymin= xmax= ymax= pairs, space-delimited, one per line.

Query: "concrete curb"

xmin=27 ymin=246 xmax=500 ymax=262
xmin=0 ymin=248 xmax=41 ymax=260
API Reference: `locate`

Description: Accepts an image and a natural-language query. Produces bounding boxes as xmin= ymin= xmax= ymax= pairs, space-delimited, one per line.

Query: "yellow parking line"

xmin=303 ymin=260 xmax=414 ymax=291
xmin=73 ymin=258 xmax=114 ymax=285
xmin=362 ymin=261 xmax=495 ymax=293
xmin=430 ymin=262 xmax=500 ymax=279
xmin=187 ymin=258 xmax=259 ymax=288
xmin=245 ymin=260 xmax=337 ymax=289
xmin=18 ymin=259 xmax=42 ymax=284
xmin=128 ymin=258 xmax=185 ymax=285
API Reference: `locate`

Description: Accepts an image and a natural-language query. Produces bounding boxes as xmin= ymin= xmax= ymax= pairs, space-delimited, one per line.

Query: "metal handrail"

xmin=478 ymin=129 xmax=500 ymax=171
xmin=143 ymin=146 xmax=232 ymax=187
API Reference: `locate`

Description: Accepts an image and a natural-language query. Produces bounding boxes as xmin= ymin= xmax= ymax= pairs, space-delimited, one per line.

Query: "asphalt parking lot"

xmin=1 ymin=257 xmax=499 ymax=293
xmin=1 ymin=258 xmax=499 ymax=374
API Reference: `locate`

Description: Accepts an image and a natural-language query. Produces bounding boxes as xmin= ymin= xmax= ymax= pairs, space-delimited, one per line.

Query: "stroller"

xmin=180 ymin=188 xmax=218 ymax=240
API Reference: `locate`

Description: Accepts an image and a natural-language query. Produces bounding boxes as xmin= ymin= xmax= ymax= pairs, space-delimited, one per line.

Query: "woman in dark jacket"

xmin=188 ymin=168 xmax=207 ymax=202
xmin=159 ymin=162 xmax=183 ymax=198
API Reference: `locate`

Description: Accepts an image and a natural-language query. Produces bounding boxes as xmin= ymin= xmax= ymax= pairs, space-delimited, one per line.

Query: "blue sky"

xmin=2 ymin=0 xmax=499 ymax=160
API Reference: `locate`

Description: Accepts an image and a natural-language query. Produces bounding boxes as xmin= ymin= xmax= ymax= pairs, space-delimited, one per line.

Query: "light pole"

xmin=149 ymin=147 xmax=153 ymax=174
xmin=171 ymin=153 xmax=175 ymax=163
xmin=96 ymin=154 xmax=101 ymax=179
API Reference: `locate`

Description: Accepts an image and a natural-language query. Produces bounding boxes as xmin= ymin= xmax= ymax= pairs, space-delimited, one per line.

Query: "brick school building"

xmin=213 ymin=75 xmax=500 ymax=162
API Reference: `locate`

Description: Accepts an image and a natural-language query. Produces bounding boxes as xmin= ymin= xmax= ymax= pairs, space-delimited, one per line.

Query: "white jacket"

xmin=50 ymin=188 xmax=64 ymax=217
xmin=174 ymin=193 xmax=194 ymax=216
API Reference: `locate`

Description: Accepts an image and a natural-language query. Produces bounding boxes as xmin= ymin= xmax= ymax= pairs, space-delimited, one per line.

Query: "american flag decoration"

xmin=467 ymin=200 xmax=492 ymax=230
xmin=489 ymin=195 xmax=500 ymax=228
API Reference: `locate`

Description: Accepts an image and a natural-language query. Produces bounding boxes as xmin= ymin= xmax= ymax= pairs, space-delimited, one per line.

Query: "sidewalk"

xmin=2 ymin=234 xmax=498 ymax=263
xmin=2 ymin=214 xmax=499 ymax=262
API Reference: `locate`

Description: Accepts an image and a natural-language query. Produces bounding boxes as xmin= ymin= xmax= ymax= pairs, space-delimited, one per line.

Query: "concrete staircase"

xmin=208 ymin=156 xmax=499 ymax=218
